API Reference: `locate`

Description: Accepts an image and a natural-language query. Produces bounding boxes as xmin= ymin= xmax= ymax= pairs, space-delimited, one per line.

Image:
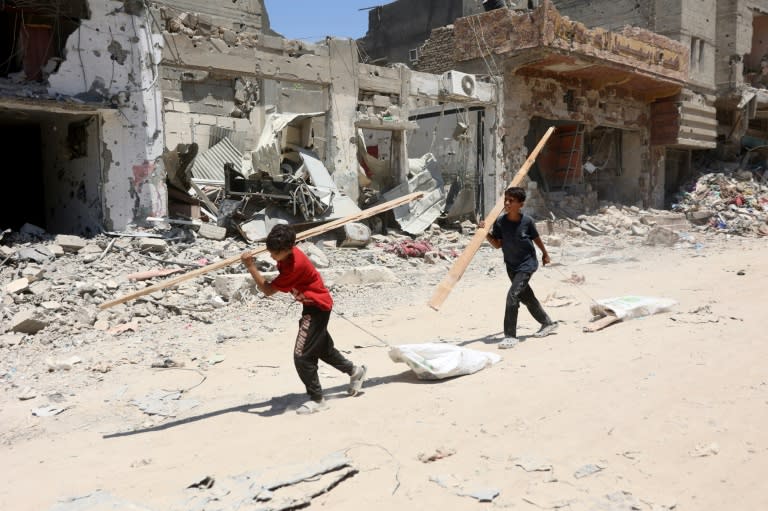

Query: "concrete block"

xmin=10 ymin=309 xmax=48 ymax=334
xmin=321 ymin=265 xmax=397 ymax=286
xmin=0 ymin=333 xmax=23 ymax=347
xmin=5 ymin=278 xmax=30 ymax=295
xmin=195 ymin=114 xmax=219 ymax=126
xmin=55 ymin=234 xmax=87 ymax=253
xmin=80 ymin=243 xmax=103 ymax=254
xmin=167 ymin=100 xmax=190 ymax=113
xmin=197 ymin=223 xmax=227 ymax=240
xmin=20 ymin=266 xmax=45 ymax=282
xmin=139 ymin=238 xmax=168 ymax=253
xmin=213 ymin=274 xmax=257 ymax=299
xmin=29 ymin=280 xmax=52 ymax=296
xmin=164 ymin=111 xmax=190 ymax=134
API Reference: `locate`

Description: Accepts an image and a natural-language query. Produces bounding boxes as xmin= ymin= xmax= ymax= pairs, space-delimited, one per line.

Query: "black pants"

xmin=504 ymin=269 xmax=551 ymax=338
xmin=293 ymin=306 xmax=354 ymax=401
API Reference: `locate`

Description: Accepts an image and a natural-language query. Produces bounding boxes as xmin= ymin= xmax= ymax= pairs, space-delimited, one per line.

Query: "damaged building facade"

xmin=0 ymin=0 xmax=503 ymax=237
xmin=368 ymin=0 xmax=768 ymax=212
xmin=0 ymin=0 xmax=164 ymax=235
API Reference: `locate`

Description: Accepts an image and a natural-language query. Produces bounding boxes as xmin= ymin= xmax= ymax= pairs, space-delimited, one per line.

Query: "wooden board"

xmin=582 ymin=314 xmax=621 ymax=333
xmin=99 ymin=192 xmax=424 ymax=310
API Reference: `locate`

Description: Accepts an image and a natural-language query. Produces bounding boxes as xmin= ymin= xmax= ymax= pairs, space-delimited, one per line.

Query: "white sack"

xmin=591 ymin=295 xmax=677 ymax=320
xmin=388 ymin=343 xmax=501 ymax=380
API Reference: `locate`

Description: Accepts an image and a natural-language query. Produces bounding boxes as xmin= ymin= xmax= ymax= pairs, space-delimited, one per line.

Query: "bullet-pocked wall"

xmin=47 ymin=0 xmax=166 ymax=232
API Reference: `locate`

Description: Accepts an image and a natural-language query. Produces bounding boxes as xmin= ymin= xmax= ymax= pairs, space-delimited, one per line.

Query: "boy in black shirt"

xmin=486 ymin=187 xmax=558 ymax=348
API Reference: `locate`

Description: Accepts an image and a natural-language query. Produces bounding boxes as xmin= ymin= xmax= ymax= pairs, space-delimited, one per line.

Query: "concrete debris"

xmin=672 ymin=171 xmax=768 ymax=236
xmin=573 ymin=462 xmax=606 ymax=479
xmin=179 ymin=451 xmax=357 ymax=511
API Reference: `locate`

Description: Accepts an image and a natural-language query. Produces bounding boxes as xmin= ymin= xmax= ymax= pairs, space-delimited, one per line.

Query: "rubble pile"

xmin=0 ymin=222 xmax=475 ymax=352
xmin=545 ymin=204 xmax=692 ymax=247
xmin=671 ymin=171 xmax=768 ymax=236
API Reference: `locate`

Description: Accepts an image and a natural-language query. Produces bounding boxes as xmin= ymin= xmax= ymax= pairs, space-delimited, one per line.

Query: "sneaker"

xmin=533 ymin=322 xmax=558 ymax=338
xmin=498 ymin=337 xmax=519 ymax=349
xmin=296 ymin=399 xmax=329 ymax=415
xmin=348 ymin=364 xmax=367 ymax=396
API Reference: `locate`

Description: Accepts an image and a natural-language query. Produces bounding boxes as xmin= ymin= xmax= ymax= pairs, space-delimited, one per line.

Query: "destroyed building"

xmin=362 ymin=0 xmax=768 ymax=214
xmin=0 ymin=0 xmax=504 ymax=240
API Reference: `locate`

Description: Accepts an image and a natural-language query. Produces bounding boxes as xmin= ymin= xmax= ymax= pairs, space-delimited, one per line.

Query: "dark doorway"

xmin=0 ymin=121 xmax=45 ymax=230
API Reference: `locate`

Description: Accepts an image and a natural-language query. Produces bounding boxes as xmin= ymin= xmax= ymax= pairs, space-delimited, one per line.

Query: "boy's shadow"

xmin=103 ymin=370 xmax=429 ymax=439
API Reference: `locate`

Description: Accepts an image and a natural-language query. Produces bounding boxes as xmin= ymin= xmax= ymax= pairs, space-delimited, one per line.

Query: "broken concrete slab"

xmin=337 ymin=223 xmax=371 ymax=248
xmin=213 ymin=274 xmax=257 ymax=300
xmin=10 ymin=309 xmax=49 ymax=334
xmin=16 ymin=245 xmax=55 ymax=263
xmin=197 ymin=223 xmax=227 ymax=240
xmin=0 ymin=332 xmax=24 ymax=348
xmin=5 ymin=277 xmax=30 ymax=295
xmin=55 ymin=235 xmax=88 ymax=253
xmin=138 ymin=238 xmax=168 ymax=253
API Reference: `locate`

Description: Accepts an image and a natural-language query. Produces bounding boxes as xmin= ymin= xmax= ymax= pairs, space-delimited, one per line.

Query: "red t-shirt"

xmin=270 ymin=246 xmax=333 ymax=311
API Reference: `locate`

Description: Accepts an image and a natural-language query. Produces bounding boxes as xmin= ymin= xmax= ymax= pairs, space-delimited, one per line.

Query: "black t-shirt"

xmin=490 ymin=213 xmax=539 ymax=273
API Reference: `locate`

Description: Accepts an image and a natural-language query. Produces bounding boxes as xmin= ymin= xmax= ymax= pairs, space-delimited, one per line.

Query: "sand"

xmin=1 ymin=232 xmax=766 ymax=510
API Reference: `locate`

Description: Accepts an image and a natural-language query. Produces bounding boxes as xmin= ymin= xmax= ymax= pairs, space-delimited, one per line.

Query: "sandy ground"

xmin=1 ymin=232 xmax=766 ymax=511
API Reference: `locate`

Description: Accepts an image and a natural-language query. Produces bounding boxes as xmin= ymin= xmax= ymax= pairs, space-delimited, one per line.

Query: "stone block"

xmin=55 ymin=234 xmax=87 ymax=253
xmin=214 ymin=274 xmax=257 ymax=300
xmin=10 ymin=309 xmax=48 ymax=334
xmin=5 ymin=278 xmax=29 ymax=295
xmin=139 ymin=238 xmax=168 ymax=253
xmin=197 ymin=223 xmax=227 ymax=240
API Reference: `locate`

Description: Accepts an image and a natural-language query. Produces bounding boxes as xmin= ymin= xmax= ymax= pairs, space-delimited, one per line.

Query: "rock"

xmin=10 ymin=309 xmax=48 ymax=334
xmin=55 ymin=234 xmax=87 ymax=253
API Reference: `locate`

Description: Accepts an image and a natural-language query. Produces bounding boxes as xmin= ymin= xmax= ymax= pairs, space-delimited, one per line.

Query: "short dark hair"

xmin=266 ymin=223 xmax=296 ymax=252
xmin=504 ymin=187 xmax=526 ymax=203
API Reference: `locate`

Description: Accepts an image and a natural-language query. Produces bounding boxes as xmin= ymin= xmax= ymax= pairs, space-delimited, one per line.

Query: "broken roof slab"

xmin=0 ymin=96 xmax=107 ymax=118
xmin=454 ymin=0 xmax=688 ymax=101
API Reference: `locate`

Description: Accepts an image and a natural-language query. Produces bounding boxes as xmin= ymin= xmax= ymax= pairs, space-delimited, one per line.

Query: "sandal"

xmin=348 ymin=365 xmax=367 ymax=396
xmin=498 ymin=337 xmax=519 ymax=349
xmin=296 ymin=399 xmax=329 ymax=415
xmin=533 ymin=322 xmax=558 ymax=338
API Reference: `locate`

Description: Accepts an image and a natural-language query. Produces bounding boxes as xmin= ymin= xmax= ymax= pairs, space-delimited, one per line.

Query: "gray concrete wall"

xmin=161 ymin=67 xmax=257 ymax=153
xmin=551 ymin=0 xmax=653 ymax=31
xmin=616 ymin=130 xmax=646 ymax=206
xmin=326 ymin=39 xmax=361 ymax=200
xmin=715 ymin=0 xmax=768 ymax=89
xmin=677 ymin=0 xmax=717 ymax=91
xmin=716 ymin=0 xmax=749 ymax=89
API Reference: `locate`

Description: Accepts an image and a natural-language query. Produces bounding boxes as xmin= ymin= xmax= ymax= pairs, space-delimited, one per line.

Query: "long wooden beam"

xmin=428 ymin=126 xmax=556 ymax=311
xmin=99 ymin=192 xmax=424 ymax=310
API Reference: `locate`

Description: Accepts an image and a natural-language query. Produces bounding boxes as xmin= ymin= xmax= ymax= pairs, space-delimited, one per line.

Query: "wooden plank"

xmin=99 ymin=191 xmax=424 ymax=310
xmin=582 ymin=314 xmax=621 ymax=332
xmin=428 ymin=126 xmax=556 ymax=311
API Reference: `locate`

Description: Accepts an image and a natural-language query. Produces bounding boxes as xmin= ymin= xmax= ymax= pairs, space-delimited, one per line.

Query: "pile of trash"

xmin=672 ymin=170 xmax=768 ymax=236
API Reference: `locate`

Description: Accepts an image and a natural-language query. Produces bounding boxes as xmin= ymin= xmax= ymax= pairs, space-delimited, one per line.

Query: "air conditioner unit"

xmin=441 ymin=71 xmax=478 ymax=99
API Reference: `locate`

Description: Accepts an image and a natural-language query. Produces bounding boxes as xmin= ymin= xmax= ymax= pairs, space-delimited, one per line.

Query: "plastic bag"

xmin=388 ymin=343 xmax=501 ymax=380
xmin=591 ymin=295 xmax=677 ymax=320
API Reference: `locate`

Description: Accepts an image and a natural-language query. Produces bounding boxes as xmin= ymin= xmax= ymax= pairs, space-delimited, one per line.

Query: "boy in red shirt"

xmin=241 ymin=224 xmax=367 ymax=414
